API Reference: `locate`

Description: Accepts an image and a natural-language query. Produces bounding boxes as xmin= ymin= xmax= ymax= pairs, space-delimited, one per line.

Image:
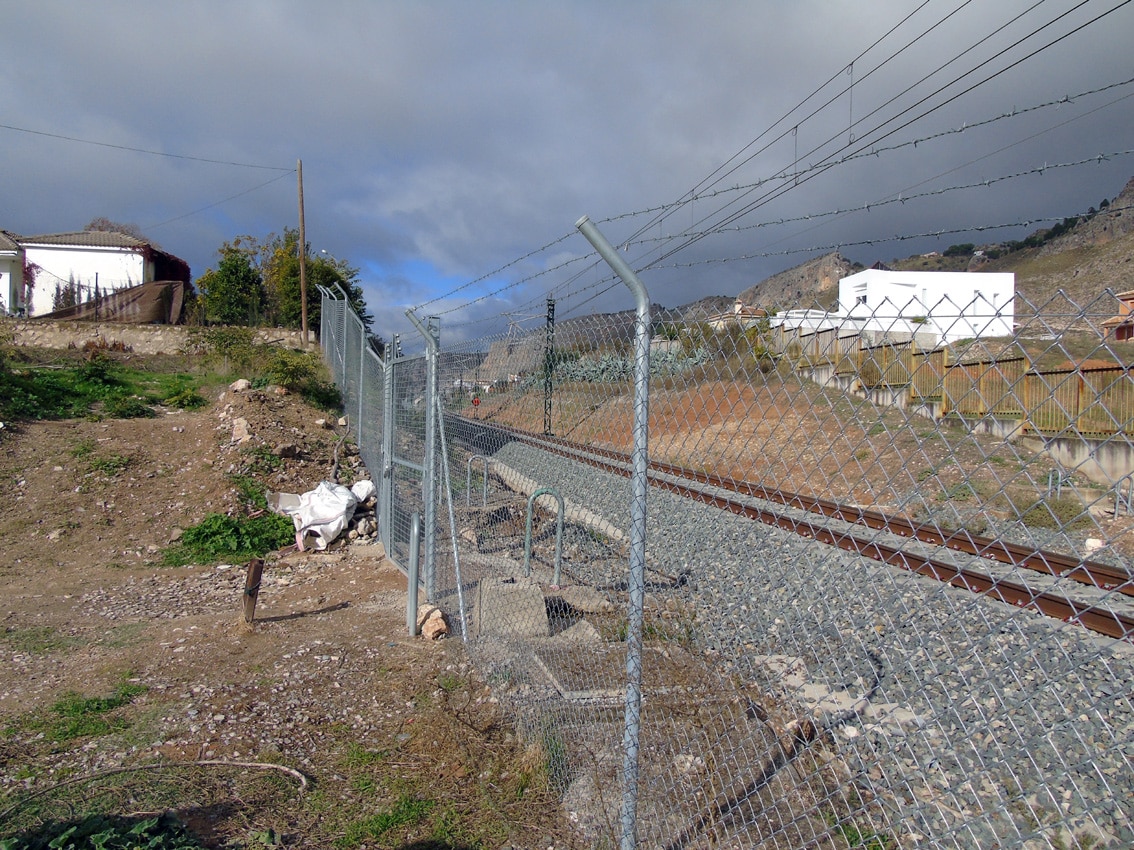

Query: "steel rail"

xmin=449 ymin=416 xmax=1134 ymax=643
xmin=459 ymin=417 xmax=1133 ymax=597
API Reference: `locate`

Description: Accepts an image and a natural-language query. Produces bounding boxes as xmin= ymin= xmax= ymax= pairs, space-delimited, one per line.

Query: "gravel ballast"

xmin=482 ymin=440 xmax=1134 ymax=849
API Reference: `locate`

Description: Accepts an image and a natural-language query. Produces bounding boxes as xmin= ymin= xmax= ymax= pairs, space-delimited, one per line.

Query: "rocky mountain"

xmin=734 ymin=252 xmax=857 ymax=312
xmin=692 ymin=175 xmax=1134 ymax=319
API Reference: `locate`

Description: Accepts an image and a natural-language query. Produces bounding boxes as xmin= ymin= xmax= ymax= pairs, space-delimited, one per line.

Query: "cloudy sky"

xmin=3 ymin=1 xmax=1132 ymax=343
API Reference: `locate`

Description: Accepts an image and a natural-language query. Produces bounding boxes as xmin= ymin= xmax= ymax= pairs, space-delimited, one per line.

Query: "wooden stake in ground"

xmin=243 ymin=557 xmax=265 ymax=623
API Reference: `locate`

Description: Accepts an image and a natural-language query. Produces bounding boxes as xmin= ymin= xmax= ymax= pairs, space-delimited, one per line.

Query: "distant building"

xmin=769 ymin=308 xmax=840 ymax=334
xmin=837 ymin=268 xmax=1014 ymax=343
xmin=1101 ymin=291 xmax=1134 ymax=341
xmin=705 ymin=298 xmax=767 ymax=331
xmin=3 ymin=230 xmax=190 ymax=317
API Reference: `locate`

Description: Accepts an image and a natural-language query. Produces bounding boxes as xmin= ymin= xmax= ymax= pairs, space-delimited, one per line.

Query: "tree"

xmin=198 ymin=230 xmax=377 ymax=341
xmin=259 ymin=228 xmax=374 ymax=334
xmin=84 ymin=217 xmax=152 ymax=243
xmin=52 ymin=275 xmax=80 ymax=311
xmin=197 ymin=251 xmax=263 ymax=325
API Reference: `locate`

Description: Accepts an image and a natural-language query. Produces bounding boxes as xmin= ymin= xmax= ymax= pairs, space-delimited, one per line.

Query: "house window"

xmin=857 ymin=295 xmax=867 ymax=305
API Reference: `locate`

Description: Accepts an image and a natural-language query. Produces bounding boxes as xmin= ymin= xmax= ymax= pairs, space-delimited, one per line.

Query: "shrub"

xmin=163 ymin=513 xmax=294 ymax=565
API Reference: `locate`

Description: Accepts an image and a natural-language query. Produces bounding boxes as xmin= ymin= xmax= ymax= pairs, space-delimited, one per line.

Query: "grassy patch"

xmin=1 ymin=626 xmax=78 ymax=656
xmin=8 ymin=682 xmax=148 ymax=744
xmin=0 ymin=355 xmax=207 ymax=422
xmin=1016 ymin=495 xmax=1094 ymax=531
xmin=337 ymin=794 xmax=436 ymax=848
xmin=242 ymin=444 xmax=283 ymax=475
xmin=70 ymin=439 xmax=97 ymax=459
xmin=832 ymin=818 xmax=897 ymax=849
xmin=102 ymin=395 xmax=156 ymax=419
xmin=341 ymin=742 xmax=388 ymax=770
xmin=162 ymin=513 xmax=294 ymax=566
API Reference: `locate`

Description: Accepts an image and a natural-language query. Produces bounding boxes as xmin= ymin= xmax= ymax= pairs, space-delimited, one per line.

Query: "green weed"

xmin=833 ymin=818 xmax=896 ymax=849
xmin=70 ymin=439 xmax=96 ymax=459
xmin=163 ymin=387 xmax=208 ymax=410
xmin=229 ymin=473 xmax=269 ymax=509
xmin=162 ymin=512 xmax=294 ymax=566
xmin=12 ymin=681 xmax=150 ymax=744
xmin=242 ymin=444 xmax=283 ymax=474
xmin=0 ymin=359 xmax=203 ymax=422
xmin=0 ymin=813 xmax=206 ymax=850
xmin=1017 ymin=495 xmax=1094 ymax=532
xmin=437 ymin=673 xmax=464 ymax=693
xmin=103 ymin=395 xmax=156 ymax=419
xmin=89 ymin=454 xmax=131 ymax=476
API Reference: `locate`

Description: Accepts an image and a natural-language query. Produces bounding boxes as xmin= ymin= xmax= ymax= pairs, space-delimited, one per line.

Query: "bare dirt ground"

xmin=0 ymin=381 xmax=578 ymax=849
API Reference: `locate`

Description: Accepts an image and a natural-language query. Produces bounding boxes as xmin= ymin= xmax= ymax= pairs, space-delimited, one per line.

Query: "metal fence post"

xmin=545 ymin=296 xmax=555 ymax=436
xmin=380 ymin=337 xmax=396 ymax=556
xmin=576 ymin=215 xmax=651 ymax=850
xmin=407 ymin=512 xmax=421 ymax=635
xmin=406 ymin=310 xmax=441 ymax=602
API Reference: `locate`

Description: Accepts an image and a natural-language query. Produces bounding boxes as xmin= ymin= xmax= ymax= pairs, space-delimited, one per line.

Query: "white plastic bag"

xmin=279 ymin=481 xmax=359 ymax=551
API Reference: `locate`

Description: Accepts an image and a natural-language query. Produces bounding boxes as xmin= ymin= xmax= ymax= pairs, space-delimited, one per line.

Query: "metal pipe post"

xmin=407 ymin=512 xmax=421 ymax=635
xmin=405 ymin=310 xmax=441 ymax=601
xmin=380 ymin=338 xmax=396 ymax=555
xmin=576 ymin=215 xmax=651 ymax=850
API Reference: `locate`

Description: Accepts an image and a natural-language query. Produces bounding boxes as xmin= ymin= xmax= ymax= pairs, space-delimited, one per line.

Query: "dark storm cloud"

xmin=2 ymin=1 xmax=1132 ymax=342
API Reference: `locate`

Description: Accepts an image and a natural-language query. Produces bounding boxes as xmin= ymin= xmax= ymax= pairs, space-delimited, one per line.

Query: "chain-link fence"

xmin=320 ymin=263 xmax=1133 ymax=848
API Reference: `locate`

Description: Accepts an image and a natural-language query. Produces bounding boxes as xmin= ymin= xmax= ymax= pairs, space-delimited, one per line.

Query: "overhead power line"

xmin=145 ymin=171 xmax=297 ymax=231
xmin=0 ymin=121 xmax=294 ymax=171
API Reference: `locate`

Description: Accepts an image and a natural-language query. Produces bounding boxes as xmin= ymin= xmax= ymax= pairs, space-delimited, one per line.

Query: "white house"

xmin=769 ymin=308 xmax=841 ymax=334
xmin=9 ymin=231 xmax=190 ymax=317
xmin=0 ymin=231 xmax=22 ymax=316
xmin=837 ymin=268 xmax=1014 ymax=343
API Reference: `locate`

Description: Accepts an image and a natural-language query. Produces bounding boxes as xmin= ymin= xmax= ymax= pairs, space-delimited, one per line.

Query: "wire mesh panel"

xmin=387 ymin=352 xmax=429 ymax=572
xmin=340 ymin=313 xmax=363 ymax=427
xmin=444 ymin=290 xmax=1133 ymax=848
xmin=321 ymin=296 xmax=347 ymax=389
xmin=356 ymin=345 xmax=385 ymax=488
xmin=326 ymin=281 xmax=1134 ymax=847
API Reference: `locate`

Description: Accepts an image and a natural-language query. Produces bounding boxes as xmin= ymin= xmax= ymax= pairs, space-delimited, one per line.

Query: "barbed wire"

xmin=410 ymin=3 xmax=1133 ymax=328
xmin=631 ymin=0 xmax=1134 ymax=275
xmin=424 ymin=149 xmax=1132 ymax=330
xmin=596 ymin=75 xmax=1134 ymax=227
xmin=626 ymin=152 xmax=1134 ymax=246
xmin=422 ymin=68 xmax=1132 ymax=319
xmin=410 ymin=230 xmax=579 ymax=313
xmin=644 ymin=200 xmax=1134 ymax=271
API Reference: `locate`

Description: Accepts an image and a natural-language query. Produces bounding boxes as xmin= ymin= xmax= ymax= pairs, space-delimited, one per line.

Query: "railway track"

xmin=450 ymin=416 xmax=1134 ymax=644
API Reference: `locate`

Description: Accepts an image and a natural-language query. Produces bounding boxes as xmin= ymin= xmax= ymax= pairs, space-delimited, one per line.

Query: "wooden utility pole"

xmin=297 ymin=158 xmax=309 ymax=345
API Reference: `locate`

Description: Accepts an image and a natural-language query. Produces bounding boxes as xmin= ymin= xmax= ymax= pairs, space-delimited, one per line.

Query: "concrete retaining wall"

xmin=7 ymin=320 xmax=309 ymax=355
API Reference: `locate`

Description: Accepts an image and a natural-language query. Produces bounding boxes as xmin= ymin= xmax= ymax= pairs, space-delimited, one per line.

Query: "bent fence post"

xmin=576 ymin=215 xmax=652 ymax=850
xmin=433 ymin=386 xmax=470 ymax=642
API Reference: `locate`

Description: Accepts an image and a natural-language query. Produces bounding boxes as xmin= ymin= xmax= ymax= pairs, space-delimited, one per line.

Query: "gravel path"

xmin=484 ymin=439 xmax=1134 ymax=850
